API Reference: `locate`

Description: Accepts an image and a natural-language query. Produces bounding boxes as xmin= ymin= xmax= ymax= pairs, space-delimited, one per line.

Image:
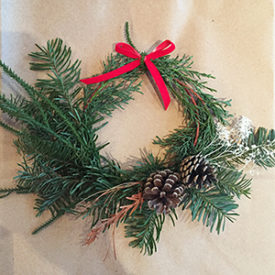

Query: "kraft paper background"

xmin=0 ymin=1 xmax=274 ymax=274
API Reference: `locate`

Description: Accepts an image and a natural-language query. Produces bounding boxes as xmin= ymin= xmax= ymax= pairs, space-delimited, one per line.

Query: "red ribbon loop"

xmin=115 ymin=43 xmax=141 ymax=59
xmin=80 ymin=40 xmax=175 ymax=110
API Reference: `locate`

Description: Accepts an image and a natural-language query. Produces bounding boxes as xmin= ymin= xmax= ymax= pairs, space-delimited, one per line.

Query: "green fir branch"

xmin=0 ymin=187 xmax=20 ymax=198
xmin=245 ymin=127 xmax=275 ymax=168
xmin=29 ymin=38 xmax=81 ymax=93
xmin=214 ymin=168 xmax=251 ymax=199
xmin=124 ymin=22 xmax=138 ymax=50
xmin=0 ymin=120 xmax=20 ymax=135
xmin=32 ymin=211 xmax=65 ymax=235
xmin=125 ymin=207 xmax=165 ymax=255
xmin=182 ymin=187 xmax=239 ymax=233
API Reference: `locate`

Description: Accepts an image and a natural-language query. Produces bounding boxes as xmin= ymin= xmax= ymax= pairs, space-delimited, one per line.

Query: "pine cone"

xmin=180 ymin=154 xmax=216 ymax=188
xmin=143 ymin=169 xmax=185 ymax=214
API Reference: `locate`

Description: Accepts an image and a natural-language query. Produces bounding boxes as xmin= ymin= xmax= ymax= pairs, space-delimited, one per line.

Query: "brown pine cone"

xmin=143 ymin=169 xmax=185 ymax=214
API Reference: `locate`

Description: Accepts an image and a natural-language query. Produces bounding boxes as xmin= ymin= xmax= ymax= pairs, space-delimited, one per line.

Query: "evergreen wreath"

xmin=0 ymin=23 xmax=275 ymax=256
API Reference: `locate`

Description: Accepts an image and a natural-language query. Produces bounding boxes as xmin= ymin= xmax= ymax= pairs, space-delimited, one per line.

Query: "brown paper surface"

xmin=0 ymin=1 xmax=274 ymax=274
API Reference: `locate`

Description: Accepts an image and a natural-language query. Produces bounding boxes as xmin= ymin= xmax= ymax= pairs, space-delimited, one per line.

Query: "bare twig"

xmin=85 ymin=192 xmax=144 ymax=245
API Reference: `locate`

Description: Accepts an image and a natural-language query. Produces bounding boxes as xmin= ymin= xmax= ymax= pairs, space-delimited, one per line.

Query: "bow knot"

xmin=138 ymin=52 xmax=147 ymax=69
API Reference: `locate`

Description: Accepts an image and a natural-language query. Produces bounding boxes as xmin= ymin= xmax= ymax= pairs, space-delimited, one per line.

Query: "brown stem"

xmin=84 ymin=83 xmax=102 ymax=110
xmin=175 ymin=78 xmax=205 ymax=146
xmin=85 ymin=192 xmax=143 ymax=245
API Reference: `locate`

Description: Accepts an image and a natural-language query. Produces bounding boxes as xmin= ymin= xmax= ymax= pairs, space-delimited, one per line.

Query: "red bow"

xmin=80 ymin=40 xmax=175 ymax=110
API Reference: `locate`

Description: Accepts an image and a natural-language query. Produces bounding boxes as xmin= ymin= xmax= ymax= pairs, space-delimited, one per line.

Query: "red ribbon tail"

xmin=163 ymin=95 xmax=171 ymax=110
xmin=80 ymin=59 xmax=141 ymax=85
xmin=145 ymin=59 xmax=171 ymax=110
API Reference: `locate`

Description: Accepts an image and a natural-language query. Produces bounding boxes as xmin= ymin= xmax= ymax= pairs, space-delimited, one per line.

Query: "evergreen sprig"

xmin=215 ymin=169 xmax=251 ymax=199
xmin=29 ymin=38 xmax=81 ymax=92
xmin=125 ymin=207 xmax=164 ymax=255
xmin=244 ymin=127 xmax=275 ymax=168
xmin=181 ymin=187 xmax=239 ymax=233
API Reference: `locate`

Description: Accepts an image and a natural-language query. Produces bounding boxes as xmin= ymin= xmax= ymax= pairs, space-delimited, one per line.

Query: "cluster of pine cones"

xmin=143 ymin=154 xmax=216 ymax=214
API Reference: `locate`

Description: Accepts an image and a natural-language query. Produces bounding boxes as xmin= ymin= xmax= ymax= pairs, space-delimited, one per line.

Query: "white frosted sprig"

xmin=216 ymin=122 xmax=231 ymax=146
xmin=230 ymin=116 xmax=254 ymax=142
xmin=215 ymin=115 xmax=254 ymax=146
xmin=206 ymin=134 xmax=275 ymax=172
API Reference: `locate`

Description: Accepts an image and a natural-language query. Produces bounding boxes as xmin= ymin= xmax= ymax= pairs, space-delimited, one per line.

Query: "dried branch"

xmin=75 ymin=181 xmax=141 ymax=212
xmin=86 ymin=192 xmax=143 ymax=245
